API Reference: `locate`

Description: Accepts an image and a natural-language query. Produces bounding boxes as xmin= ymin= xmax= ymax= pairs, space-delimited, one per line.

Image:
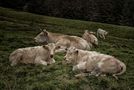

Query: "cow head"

xmin=104 ymin=31 xmax=108 ymax=36
xmin=54 ymin=43 xmax=68 ymax=53
xmin=64 ymin=47 xmax=79 ymax=64
xmin=34 ymin=29 xmax=49 ymax=45
xmin=43 ymin=43 xmax=65 ymax=58
xmin=42 ymin=43 xmax=60 ymax=64
xmin=43 ymin=43 xmax=55 ymax=58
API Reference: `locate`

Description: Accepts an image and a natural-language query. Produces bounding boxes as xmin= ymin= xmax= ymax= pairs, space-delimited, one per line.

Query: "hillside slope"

xmin=0 ymin=7 xmax=134 ymax=90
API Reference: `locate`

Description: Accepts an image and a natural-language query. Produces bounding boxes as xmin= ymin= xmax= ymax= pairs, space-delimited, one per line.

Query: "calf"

xmin=34 ymin=29 xmax=90 ymax=50
xmin=9 ymin=43 xmax=60 ymax=66
xmin=97 ymin=28 xmax=108 ymax=39
xmin=82 ymin=30 xmax=98 ymax=47
xmin=64 ymin=47 xmax=126 ymax=79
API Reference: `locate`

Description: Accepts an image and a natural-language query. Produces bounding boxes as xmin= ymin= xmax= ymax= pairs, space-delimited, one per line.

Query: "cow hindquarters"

xmin=9 ymin=50 xmax=22 ymax=66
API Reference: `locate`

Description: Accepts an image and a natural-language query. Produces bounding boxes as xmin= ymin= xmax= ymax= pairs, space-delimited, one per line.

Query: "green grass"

xmin=0 ymin=7 xmax=134 ymax=90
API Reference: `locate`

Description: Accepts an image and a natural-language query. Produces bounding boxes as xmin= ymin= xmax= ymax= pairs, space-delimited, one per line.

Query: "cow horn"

xmin=38 ymin=27 xmax=42 ymax=31
xmin=85 ymin=30 xmax=88 ymax=33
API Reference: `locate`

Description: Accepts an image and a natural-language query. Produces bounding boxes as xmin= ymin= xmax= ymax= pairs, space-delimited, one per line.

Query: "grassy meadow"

xmin=0 ymin=7 xmax=134 ymax=90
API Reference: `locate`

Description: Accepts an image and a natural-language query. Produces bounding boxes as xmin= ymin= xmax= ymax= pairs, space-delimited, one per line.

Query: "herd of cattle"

xmin=9 ymin=28 xmax=126 ymax=79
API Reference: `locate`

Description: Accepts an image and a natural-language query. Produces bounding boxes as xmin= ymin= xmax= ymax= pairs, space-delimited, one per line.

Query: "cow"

xmin=34 ymin=29 xmax=90 ymax=50
xmin=82 ymin=30 xmax=98 ymax=47
xmin=9 ymin=43 xmax=61 ymax=66
xmin=34 ymin=29 xmax=65 ymax=44
xmin=64 ymin=47 xmax=126 ymax=79
xmin=97 ymin=28 xmax=108 ymax=39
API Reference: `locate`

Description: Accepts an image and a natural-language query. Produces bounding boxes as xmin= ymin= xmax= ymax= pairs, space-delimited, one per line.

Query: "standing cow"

xmin=64 ymin=47 xmax=126 ymax=79
xmin=9 ymin=43 xmax=60 ymax=66
xmin=97 ymin=28 xmax=108 ymax=39
xmin=34 ymin=29 xmax=90 ymax=50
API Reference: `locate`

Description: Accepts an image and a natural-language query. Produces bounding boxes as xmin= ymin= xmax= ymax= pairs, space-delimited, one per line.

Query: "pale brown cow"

xmin=82 ymin=30 xmax=98 ymax=47
xmin=64 ymin=47 xmax=126 ymax=79
xmin=34 ymin=29 xmax=90 ymax=50
xmin=97 ymin=28 xmax=108 ymax=39
xmin=9 ymin=43 xmax=60 ymax=66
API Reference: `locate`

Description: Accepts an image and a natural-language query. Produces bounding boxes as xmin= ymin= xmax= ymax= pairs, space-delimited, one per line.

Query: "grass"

xmin=0 ymin=7 xmax=134 ymax=90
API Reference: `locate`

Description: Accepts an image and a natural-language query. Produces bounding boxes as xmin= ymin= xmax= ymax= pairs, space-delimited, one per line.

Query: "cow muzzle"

xmin=50 ymin=54 xmax=54 ymax=58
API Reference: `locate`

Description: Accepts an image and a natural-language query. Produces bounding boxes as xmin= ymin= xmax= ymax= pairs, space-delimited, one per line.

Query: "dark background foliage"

xmin=0 ymin=0 xmax=134 ymax=26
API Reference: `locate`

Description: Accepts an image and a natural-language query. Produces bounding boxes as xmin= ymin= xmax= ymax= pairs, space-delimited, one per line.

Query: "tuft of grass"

xmin=0 ymin=7 xmax=134 ymax=90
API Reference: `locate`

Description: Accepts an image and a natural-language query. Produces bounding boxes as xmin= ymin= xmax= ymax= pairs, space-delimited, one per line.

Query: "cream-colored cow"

xmin=34 ymin=29 xmax=90 ymax=50
xmin=82 ymin=30 xmax=98 ymax=47
xmin=64 ymin=47 xmax=126 ymax=79
xmin=9 ymin=43 xmax=60 ymax=66
xmin=97 ymin=28 xmax=108 ymax=39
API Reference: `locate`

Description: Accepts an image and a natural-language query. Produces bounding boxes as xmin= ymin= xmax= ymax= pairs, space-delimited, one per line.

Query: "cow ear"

xmin=43 ymin=45 xmax=49 ymax=50
xmin=85 ymin=30 xmax=88 ymax=33
xmin=65 ymin=47 xmax=68 ymax=51
xmin=43 ymin=29 xmax=47 ymax=32
xmin=56 ymin=46 xmax=61 ymax=49
xmin=75 ymin=50 xmax=79 ymax=54
xmin=43 ymin=29 xmax=48 ymax=36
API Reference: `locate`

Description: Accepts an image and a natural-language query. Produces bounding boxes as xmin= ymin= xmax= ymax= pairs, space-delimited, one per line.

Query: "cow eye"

xmin=56 ymin=46 xmax=61 ymax=49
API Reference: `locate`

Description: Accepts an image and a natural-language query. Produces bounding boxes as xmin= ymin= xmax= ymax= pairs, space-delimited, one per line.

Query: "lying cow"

xmin=34 ymin=29 xmax=90 ymax=50
xmin=97 ymin=28 xmax=108 ymax=39
xmin=82 ymin=30 xmax=98 ymax=47
xmin=9 ymin=43 xmax=61 ymax=66
xmin=64 ymin=47 xmax=126 ymax=79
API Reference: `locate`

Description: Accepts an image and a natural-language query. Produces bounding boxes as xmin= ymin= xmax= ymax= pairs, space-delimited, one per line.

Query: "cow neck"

xmin=48 ymin=32 xmax=60 ymax=43
xmin=77 ymin=50 xmax=88 ymax=62
xmin=73 ymin=53 xmax=79 ymax=65
xmin=45 ymin=49 xmax=51 ymax=61
xmin=82 ymin=33 xmax=87 ymax=41
xmin=74 ymin=50 xmax=84 ymax=64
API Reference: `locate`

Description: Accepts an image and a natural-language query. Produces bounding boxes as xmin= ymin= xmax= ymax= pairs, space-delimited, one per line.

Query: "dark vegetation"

xmin=0 ymin=0 xmax=134 ymax=26
xmin=0 ymin=7 xmax=134 ymax=90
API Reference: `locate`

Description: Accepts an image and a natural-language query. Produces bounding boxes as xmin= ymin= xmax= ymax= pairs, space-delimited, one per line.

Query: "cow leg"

xmin=72 ymin=65 xmax=78 ymax=71
xmin=89 ymin=71 xmax=101 ymax=77
xmin=97 ymin=33 xmax=99 ymax=38
xmin=11 ymin=60 xmax=18 ymax=66
xmin=51 ymin=58 xmax=55 ymax=64
xmin=72 ymin=62 xmax=86 ymax=71
xmin=89 ymin=67 xmax=101 ymax=77
xmin=103 ymin=35 xmax=105 ymax=39
xmin=100 ymin=74 xmax=106 ymax=77
xmin=47 ymin=58 xmax=55 ymax=65
xmin=35 ymin=57 xmax=47 ymax=66
xmin=75 ymin=73 xmax=89 ymax=78
xmin=40 ymin=60 xmax=47 ymax=66
xmin=102 ymin=34 xmax=105 ymax=39
xmin=100 ymin=34 xmax=103 ymax=39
